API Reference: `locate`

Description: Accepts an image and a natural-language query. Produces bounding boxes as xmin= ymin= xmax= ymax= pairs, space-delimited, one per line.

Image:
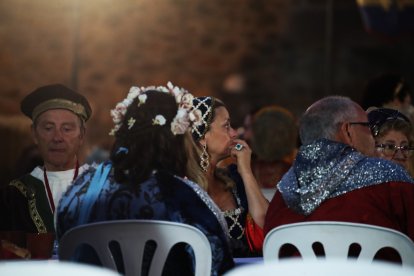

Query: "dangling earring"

xmin=200 ymin=144 xmax=209 ymax=172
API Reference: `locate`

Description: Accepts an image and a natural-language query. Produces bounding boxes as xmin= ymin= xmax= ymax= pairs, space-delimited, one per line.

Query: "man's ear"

xmin=78 ymin=126 xmax=86 ymax=146
xmin=337 ymin=122 xmax=352 ymax=145
xmin=31 ymin=124 xmax=39 ymax=145
xmin=79 ymin=126 xmax=86 ymax=139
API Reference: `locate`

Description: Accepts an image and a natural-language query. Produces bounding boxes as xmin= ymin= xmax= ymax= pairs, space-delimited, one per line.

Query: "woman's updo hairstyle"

xmin=110 ymin=91 xmax=187 ymax=183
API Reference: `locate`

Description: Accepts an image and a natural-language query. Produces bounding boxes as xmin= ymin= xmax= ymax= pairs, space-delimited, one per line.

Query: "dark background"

xmin=1 ymin=0 xmax=413 ymax=183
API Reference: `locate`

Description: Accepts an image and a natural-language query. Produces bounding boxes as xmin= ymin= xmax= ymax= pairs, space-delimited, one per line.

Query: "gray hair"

xmin=299 ymin=96 xmax=359 ymax=145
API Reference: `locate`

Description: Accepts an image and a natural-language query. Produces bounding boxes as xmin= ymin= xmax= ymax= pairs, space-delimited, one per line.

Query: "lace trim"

xmin=222 ymin=185 xmax=245 ymax=240
xmin=176 ymin=176 xmax=229 ymax=238
xmin=223 ymin=207 xmax=245 ymax=239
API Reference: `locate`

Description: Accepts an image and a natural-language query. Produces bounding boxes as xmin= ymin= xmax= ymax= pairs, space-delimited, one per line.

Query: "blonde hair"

xmin=184 ymin=131 xmax=208 ymax=189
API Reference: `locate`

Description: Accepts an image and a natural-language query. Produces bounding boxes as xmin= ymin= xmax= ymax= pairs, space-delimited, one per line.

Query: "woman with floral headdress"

xmin=56 ymin=84 xmax=234 ymax=275
xmin=191 ymin=97 xmax=269 ymax=257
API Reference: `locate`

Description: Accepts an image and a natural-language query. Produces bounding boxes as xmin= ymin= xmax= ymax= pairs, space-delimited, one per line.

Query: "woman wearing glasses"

xmin=367 ymin=107 xmax=413 ymax=171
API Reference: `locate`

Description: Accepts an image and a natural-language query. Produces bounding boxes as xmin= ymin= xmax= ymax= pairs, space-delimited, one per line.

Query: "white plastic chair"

xmin=263 ymin=221 xmax=414 ymax=268
xmin=224 ymin=259 xmax=414 ymax=276
xmin=59 ymin=220 xmax=212 ymax=276
xmin=0 ymin=260 xmax=121 ymax=276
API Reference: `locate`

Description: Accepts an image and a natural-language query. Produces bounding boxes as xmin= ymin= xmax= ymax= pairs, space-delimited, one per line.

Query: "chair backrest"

xmin=59 ymin=220 xmax=212 ymax=276
xmin=0 ymin=260 xmax=121 ymax=276
xmin=224 ymin=259 xmax=414 ymax=276
xmin=263 ymin=221 xmax=414 ymax=267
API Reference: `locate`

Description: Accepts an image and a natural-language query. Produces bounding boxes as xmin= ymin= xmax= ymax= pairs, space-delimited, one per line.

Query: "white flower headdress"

xmin=109 ymin=82 xmax=202 ymax=136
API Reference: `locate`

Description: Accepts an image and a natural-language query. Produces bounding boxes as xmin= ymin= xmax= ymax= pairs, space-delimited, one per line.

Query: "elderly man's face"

xmin=347 ymin=107 xmax=376 ymax=157
xmin=32 ymin=109 xmax=84 ymax=171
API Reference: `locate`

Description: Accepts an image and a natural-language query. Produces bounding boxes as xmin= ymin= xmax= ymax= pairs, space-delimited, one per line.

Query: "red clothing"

xmin=264 ymin=181 xmax=414 ymax=242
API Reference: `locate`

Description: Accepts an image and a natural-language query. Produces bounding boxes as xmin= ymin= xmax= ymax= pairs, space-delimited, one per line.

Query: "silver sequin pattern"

xmin=278 ymin=139 xmax=414 ymax=215
xmin=177 ymin=176 xmax=230 ymax=239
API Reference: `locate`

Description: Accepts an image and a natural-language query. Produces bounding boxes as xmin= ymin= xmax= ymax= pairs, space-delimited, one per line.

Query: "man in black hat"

xmin=1 ymin=84 xmax=92 ymax=235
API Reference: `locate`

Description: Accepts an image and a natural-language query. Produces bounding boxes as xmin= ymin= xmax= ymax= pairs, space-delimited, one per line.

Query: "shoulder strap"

xmin=78 ymin=163 xmax=112 ymax=224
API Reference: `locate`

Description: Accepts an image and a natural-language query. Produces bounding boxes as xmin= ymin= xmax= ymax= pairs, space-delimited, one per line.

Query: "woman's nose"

xmin=393 ymin=148 xmax=407 ymax=160
xmin=229 ymin=127 xmax=238 ymax=138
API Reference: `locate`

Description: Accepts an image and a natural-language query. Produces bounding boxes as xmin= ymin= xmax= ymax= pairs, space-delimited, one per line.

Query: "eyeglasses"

xmin=375 ymin=143 xmax=414 ymax=157
xmin=349 ymin=122 xmax=371 ymax=127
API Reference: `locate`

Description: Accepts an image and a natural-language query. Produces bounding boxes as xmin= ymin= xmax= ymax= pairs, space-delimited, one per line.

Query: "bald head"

xmin=299 ymin=96 xmax=375 ymax=156
xmin=299 ymin=96 xmax=359 ymax=145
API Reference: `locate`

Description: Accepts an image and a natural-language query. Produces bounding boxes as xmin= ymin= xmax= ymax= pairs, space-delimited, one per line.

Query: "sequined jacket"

xmin=264 ymin=139 xmax=414 ymax=243
xmin=56 ymin=163 xmax=234 ymax=276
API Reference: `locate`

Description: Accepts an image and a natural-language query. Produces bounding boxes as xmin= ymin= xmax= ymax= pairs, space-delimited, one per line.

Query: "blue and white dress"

xmin=56 ymin=162 xmax=234 ymax=276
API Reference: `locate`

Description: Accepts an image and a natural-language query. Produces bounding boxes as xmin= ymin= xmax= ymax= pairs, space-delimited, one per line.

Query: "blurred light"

xmin=222 ymin=73 xmax=245 ymax=94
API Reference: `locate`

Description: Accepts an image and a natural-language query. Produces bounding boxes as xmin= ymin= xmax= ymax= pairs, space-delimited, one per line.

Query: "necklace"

xmin=43 ymin=160 xmax=79 ymax=213
xmin=222 ymin=186 xmax=245 ymax=239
